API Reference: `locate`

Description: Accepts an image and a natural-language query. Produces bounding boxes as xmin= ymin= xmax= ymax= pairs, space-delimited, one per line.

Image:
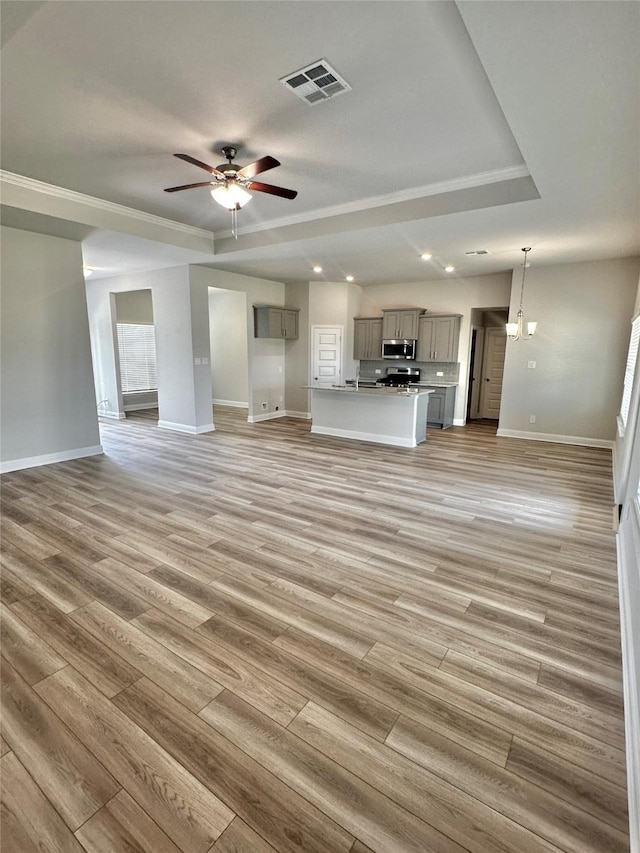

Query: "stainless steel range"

xmin=378 ymin=367 xmax=421 ymax=387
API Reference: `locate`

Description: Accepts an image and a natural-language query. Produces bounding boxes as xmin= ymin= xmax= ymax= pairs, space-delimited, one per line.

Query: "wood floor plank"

xmin=0 ymin=409 xmax=626 ymax=853
xmin=12 ymin=594 xmax=142 ymax=698
xmin=274 ymin=626 xmax=513 ymax=766
xmin=1 ymin=657 xmax=119 ymax=829
xmin=211 ymin=817 xmax=278 ymax=853
xmin=113 ymin=676 xmax=354 ymax=853
xmin=1 ymin=541 xmax=91 ymax=613
xmin=92 ymin=556 xmax=215 ymax=628
xmin=385 ymin=712 xmax=628 ymax=853
xmin=0 ymin=563 xmax=36 ymax=605
xmin=0 ymin=601 xmax=67 ymax=685
xmin=198 ymin=617 xmax=400 ymax=743
xmin=440 ymin=649 xmax=625 ymax=750
xmin=148 ymin=563 xmax=290 ymax=642
xmin=43 ymin=551 xmax=149 ymax=620
xmin=74 ymin=790 xmax=182 ymax=853
xmin=290 ymin=701 xmax=568 ymax=853
xmin=133 ymin=608 xmax=307 ymax=726
xmin=201 ymin=690 xmax=473 ymax=853
xmin=506 ymin=736 xmax=629 ymax=835
xmin=209 ymin=573 xmax=374 ymax=659
xmin=537 ymin=661 xmax=625 ymax=718
xmin=35 ymin=666 xmax=233 ymax=853
xmin=366 ymin=643 xmax=627 ymax=787
xmin=0 ymin=751 xmax=87 ymax=853
xmin=70 ymin=601 xmax=224 ymax=712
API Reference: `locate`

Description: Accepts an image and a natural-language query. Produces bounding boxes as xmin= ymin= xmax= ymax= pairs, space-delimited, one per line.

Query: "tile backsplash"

xmin=358 ymin=360 xmax=460 ymax=383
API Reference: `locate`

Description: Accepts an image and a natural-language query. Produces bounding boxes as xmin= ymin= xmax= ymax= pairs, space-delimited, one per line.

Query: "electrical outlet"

xmin=261 ymin=402 xmax=268 ymax=411
xmin=527 ymin=360 xmax=536 ymax=369
xmin=375 ymin=369 xmax=382 ymax=374
xmin=436 ymin=371 xmax=444 ymax=377
xmin=194 ymin=357 xmax=201 ymax=365
xmin=529 ymin=414 xmax=536 ymax=423
xmin=202 ymin=357 xmax=209 ymax=365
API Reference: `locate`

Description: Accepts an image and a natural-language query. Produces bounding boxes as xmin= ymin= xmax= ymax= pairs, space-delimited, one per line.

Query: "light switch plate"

xmin=194 ymin=357 xmax=201 ymax=365
xmin=527 ymin=360 xmax=536 ymax=369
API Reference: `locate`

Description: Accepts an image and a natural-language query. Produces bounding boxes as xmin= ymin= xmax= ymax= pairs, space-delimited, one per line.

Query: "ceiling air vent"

xmin=280 ymin=59 xmax=351 ymax=105
xmin=465 ymin=250 xmax=490 ymax=256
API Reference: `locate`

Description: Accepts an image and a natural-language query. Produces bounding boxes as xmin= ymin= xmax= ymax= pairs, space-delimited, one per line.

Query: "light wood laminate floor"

xmin=0 ymin=407 xmax=629 ymax=853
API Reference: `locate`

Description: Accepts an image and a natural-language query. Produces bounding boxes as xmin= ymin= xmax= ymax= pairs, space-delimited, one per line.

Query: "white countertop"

xmin=306 ymin=384 xmax=433 ymax=397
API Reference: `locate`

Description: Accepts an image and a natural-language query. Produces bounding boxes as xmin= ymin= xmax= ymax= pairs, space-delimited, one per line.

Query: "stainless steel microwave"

xmin=382 ymin=339 xmax=417 ymax=360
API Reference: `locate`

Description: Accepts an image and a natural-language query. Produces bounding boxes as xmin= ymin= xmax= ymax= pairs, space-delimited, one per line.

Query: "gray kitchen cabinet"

xmin=426 ymin=385 xmax=456 ymax=429
xmin=254 ymin=305 xmax=299 ymax=339
xmin=382 ymin=308 xmax=424 ymax=340
xmin=354 ymin=317 xmax=383 ymax=360
xmin=417 ymin=314 xmax=461 ymax=362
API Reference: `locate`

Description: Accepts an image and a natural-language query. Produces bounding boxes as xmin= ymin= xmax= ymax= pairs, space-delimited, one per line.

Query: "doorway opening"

xmin=467 ymin=308 xmax=508 ymax=421
xmin=114 ymin=289 xmax=158 ymax=423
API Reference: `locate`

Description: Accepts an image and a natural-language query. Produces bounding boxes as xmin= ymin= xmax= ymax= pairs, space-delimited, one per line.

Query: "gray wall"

xmin=209 ymin=288 xmax=249 ymax=406
xmin=86 ymin=266 xmax=213 ymax=433
xmin=499 ymin=257 xmax=640 ymax=443
xmin=114 ymin=289 xmax=154 ymax=324
xmin=285 ymin=281 xmax=310 ymax=417
xmin=359 ymin=273 xmax=512 ymax=423
xmin=0 ymin=226 xmax=101 ymax=471
xmin=190 ymin=266 xmax=286 ymax=420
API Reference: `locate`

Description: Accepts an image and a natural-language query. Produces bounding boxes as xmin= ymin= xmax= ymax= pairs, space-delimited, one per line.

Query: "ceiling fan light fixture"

xmin=211 ymin=183 xmax=252 ymax=210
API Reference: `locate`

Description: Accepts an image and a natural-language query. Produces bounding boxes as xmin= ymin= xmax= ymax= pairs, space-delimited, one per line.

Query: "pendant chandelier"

xmin=506 ymin=247 xmax=537 ymax=341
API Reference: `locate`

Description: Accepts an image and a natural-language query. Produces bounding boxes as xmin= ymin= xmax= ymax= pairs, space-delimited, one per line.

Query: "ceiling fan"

xmin=164 ymin=146 xmax=297 ymax=211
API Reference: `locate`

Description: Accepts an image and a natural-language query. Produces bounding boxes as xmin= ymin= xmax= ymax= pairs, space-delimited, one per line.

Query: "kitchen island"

xmin=306 ymin=385 xmax=433 ymax=448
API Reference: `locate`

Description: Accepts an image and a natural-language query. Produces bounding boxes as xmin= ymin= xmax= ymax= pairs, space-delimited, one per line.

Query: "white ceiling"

xmin=1 ymin=0 xmax=638 ymax=284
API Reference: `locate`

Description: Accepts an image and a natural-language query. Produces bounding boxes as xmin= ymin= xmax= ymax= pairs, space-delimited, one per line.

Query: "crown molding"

xmin=216 ymin=164 xmax=531 ymax=240
xmin=0 ymin=170 xmax=213 ymax=240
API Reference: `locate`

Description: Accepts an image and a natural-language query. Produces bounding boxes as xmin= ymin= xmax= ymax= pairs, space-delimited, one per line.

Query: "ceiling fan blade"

xmin=173 ymin=153 xmax=224 ymax=177
xmin=164 ymin=181 xmax=214 ymax=193
xmin=237 ymin=155 xmax=280 ymax=179
xmin=249 ymin=180 xmax=297 ymax=200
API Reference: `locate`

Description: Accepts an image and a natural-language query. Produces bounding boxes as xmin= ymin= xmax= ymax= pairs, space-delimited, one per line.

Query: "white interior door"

xmin=480 ymin=327 xmax=506 ymax=419
xmin=312 ymin=326 xmax=342 ymax=386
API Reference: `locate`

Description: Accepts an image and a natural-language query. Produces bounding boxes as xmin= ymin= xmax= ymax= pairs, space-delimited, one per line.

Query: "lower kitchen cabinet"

xmin=426 ymin=385 xmax=456 ymax=429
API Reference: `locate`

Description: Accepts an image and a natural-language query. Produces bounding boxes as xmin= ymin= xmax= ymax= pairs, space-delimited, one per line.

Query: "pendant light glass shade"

xmin=506 ymin=247 xmax=537 ymax=341
xmin=211 ymin=183 xmax=252 ymax=210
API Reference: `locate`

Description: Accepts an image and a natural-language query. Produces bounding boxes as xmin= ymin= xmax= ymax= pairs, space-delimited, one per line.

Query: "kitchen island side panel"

xmin=309 ymin=388 xmax=431 ymax=447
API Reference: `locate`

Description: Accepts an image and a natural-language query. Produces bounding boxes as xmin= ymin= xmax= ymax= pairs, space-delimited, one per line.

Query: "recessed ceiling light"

xmin=420 ymin=253 xmax=432 ymax=261
xmin=312 ymin=265 xmax=323 ymax=273
xmin=444 ymin=265 xmax=455 ymax=273
xmin=346 ymin=275 xmax=354 ymax=282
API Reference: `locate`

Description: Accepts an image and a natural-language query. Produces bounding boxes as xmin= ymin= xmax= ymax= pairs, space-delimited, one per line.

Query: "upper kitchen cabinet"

xmin=417 ymin=314 xmax=461 ymax=362
xmin=381 ymin=308 xmax=424 ymax=340
xmin=354 ymin=317 xmax=383 ymax=360
xmin=254 ymin=305 xmax=299 ymax=340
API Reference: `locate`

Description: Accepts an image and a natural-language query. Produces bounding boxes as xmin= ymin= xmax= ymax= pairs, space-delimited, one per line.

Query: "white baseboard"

xmin=248 ymin=411 xmax=286 ymax=423
xmin=157 ymin=421 xmax=215 ymax=434
xmin=213 ymin=399 xmax=248 ymax=408
xmin=285 ymin=410 xmax=311 ymax=419
xmin=311 ymin=424 xmax=419 ymax=448
xmin=497 ymin=428 xmax=614 ymax=450
xmin=453 ymin=418 xmax=466 ymax=426
xmin=99 ymin=410 xmax=126 ymax=420
xmin=0 ymin=444 xmax=103 ymax=473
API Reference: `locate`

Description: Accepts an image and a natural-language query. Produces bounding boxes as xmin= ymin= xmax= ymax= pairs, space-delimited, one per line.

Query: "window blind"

xmin=116 ymin=323 xmax=157 ymax=392
xmin=620 ymin=315 xmax=640 ymax=429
